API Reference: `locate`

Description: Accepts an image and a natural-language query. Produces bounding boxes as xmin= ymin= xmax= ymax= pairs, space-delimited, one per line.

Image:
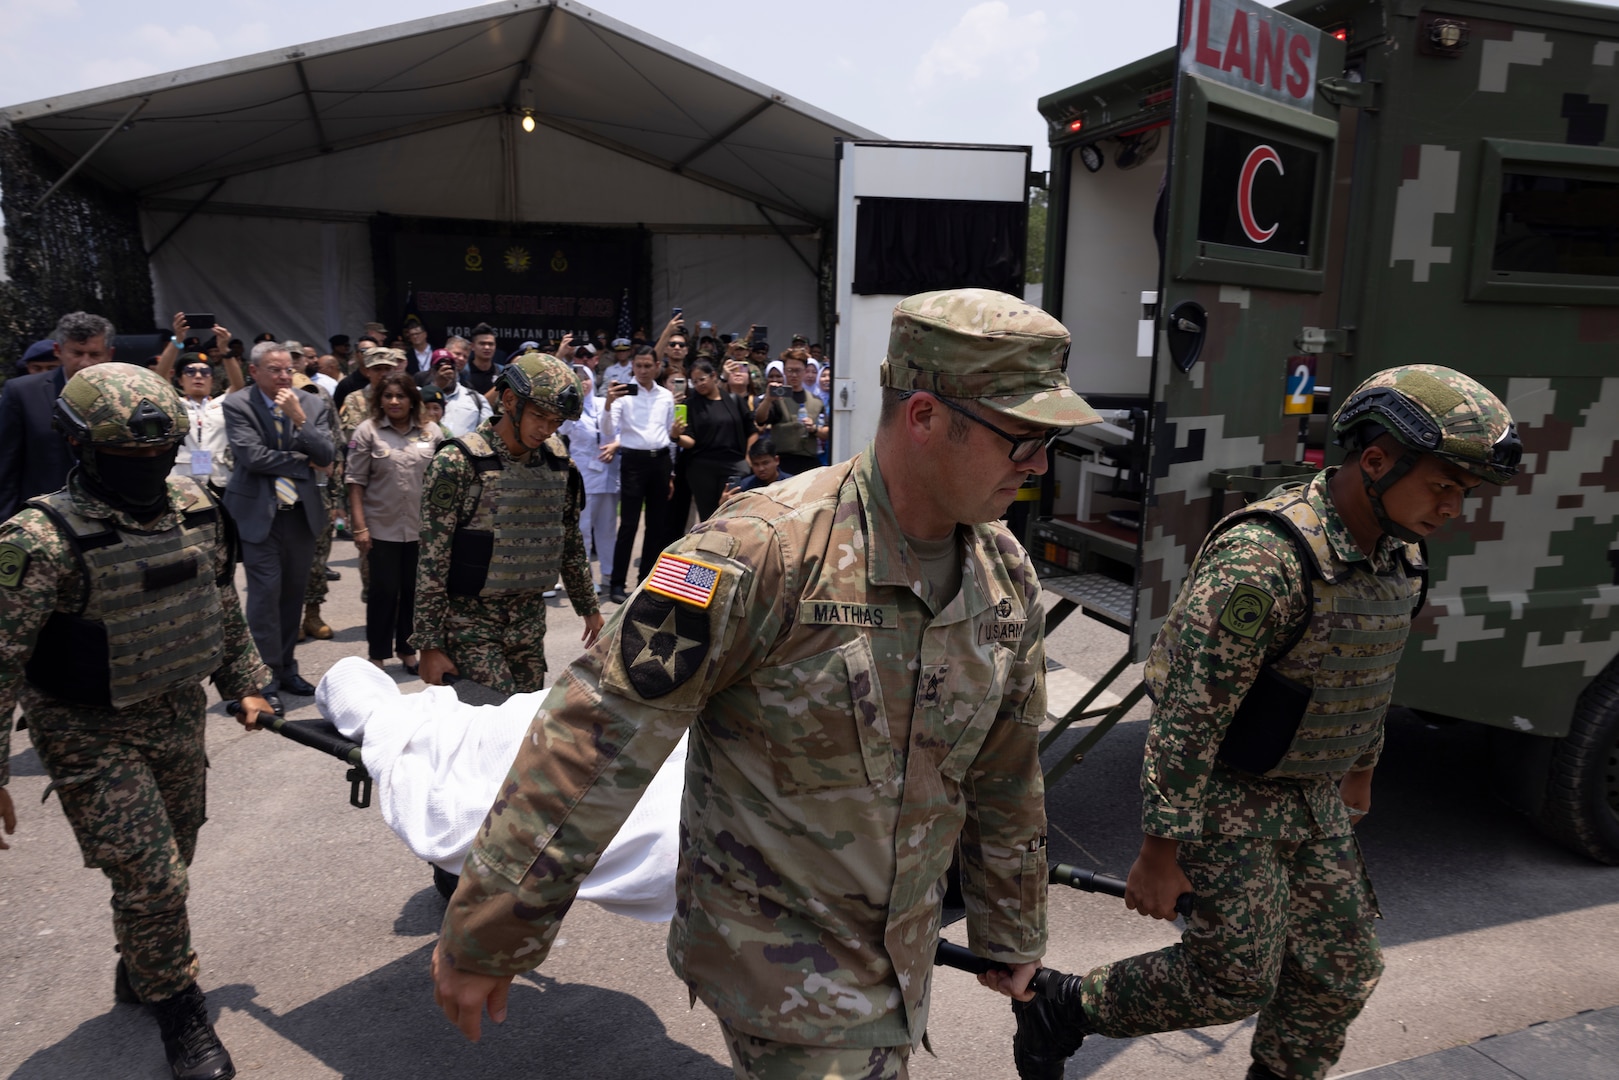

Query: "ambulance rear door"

xmin=1133 ymin=0 xmax=1350 ymax=658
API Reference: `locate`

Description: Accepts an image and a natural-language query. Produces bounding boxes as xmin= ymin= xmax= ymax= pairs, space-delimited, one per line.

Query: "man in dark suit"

xmin=223 ymin=341 xmax=334 ymax=697
xmin=0 ymin=312 xmax=116 ymax=519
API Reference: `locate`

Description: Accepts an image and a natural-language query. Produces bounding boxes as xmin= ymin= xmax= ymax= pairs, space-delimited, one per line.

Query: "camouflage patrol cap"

xmin=363 ymin=347 xmax=404 ymax=369
xmin=54 ymin=362 xmax=188 ymax=447
xmin=879 ymin=288 xmax=1101 ymax=428
xmin=1333 ymin=364 xmax=1520 ymax=484
xmin=498 ymin=352 xmax=583 ymax=421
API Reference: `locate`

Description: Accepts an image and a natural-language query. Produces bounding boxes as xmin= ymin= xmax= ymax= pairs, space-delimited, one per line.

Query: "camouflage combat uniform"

xmin=0 ymin=473 xmax=269 ymax=1002
xmin=438 ymin=449 xmax=1051 ymax=1070
xmin=302 ymin=379 xmax=343 ymax=610
xmin=413 ymin=417 xmax=597 ymax=693
xmin=1078 ymin=469 xmax=1417 ymax=1079
xmin=339 ymin=384 xmax=376 ymax=600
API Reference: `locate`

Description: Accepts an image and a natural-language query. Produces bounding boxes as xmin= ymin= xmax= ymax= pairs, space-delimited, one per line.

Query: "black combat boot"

xmin=114 ymin=957 xmax=141 ymax=1004
xmin=149 ymin=982 xmax=235 ymax=1080
xmin=1245 ymin=1064 xmax=1287 ymax=1080
xmin=1010 ymin=968 xmax=1089 ymax=1080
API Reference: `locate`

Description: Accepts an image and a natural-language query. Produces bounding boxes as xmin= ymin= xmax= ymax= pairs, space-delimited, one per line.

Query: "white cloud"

xmin=912 ymin=2 xmax=1047 ymax=89
xmin=132 ymin=24 xmax=225 ymax=59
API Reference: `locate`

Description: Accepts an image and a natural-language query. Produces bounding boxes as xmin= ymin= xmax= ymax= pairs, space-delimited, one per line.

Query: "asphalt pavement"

xmin=2 ymin=533 xmax=1616 ymax=1079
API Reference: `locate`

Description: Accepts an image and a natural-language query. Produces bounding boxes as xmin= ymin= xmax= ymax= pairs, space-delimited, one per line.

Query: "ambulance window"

xmin=1196 ymin=122 xmax=1320 ymax=259
xmin=1492 ymin=172 xmax=1619 ymax=277
xmin=1470 ymin=139 xmax=1619 ymax=304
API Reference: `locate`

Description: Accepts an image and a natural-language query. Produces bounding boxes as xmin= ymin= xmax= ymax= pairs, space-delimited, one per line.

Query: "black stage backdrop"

xmin=372 ymin=215 xmax=650 ymax=354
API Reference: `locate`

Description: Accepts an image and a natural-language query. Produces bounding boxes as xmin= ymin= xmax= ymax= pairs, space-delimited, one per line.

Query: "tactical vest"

xmin=1146 ymin=480 xmax=1426 ymax=778
xmin=443 ymin=431 xmax=576 ymax=597
xmin=24 ymin=479 xmax=226 ymax=709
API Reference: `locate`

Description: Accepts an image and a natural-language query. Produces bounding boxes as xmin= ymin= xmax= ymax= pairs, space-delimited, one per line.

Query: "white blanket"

xmin=314 ymin=657 xmax=683 ymax=922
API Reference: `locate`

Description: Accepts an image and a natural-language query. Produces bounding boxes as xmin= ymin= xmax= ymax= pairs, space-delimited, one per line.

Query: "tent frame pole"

xmin=32 ymin=97 xmax=148 ymax=210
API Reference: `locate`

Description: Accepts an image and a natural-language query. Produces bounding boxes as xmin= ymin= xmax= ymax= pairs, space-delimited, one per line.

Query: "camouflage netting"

xmin=0 ymin=126 xmax=154 ymax=374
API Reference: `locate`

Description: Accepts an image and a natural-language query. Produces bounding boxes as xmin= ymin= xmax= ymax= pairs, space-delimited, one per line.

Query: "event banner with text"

xmin=376 ymin=219 xmax=647 ymax=353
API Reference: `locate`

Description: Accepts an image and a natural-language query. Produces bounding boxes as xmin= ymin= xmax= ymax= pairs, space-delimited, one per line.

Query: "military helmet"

xmin=54 ymin=362 xmax=188 ymax=447
xmin=1333 ymin=364 xmax=1520 ymax=484
xmin=497 ymin=352 xmax=583 ymax=421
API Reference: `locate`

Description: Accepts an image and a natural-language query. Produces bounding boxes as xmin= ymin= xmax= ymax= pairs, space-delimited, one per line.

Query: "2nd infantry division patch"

xmin=1218 ymin=583 xmax=1275 ymax=639
xmin=0 ymin=542 xmax=28 ymax=588
xmin=620 ymin=591 xmax=711 ymax=699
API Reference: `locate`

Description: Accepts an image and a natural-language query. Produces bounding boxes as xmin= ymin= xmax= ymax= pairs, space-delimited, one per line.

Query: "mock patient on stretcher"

xmin=313 ymin=656 xmax=683 ymax=922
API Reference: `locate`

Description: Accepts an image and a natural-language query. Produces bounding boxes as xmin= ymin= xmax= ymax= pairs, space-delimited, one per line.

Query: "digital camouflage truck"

xmin=1030 ymin=0 xmax=1619 ymax=863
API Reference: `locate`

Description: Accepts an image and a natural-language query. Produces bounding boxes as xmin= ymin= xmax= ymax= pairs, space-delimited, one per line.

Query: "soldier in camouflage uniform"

xmin=0 ymin=363 xmax=275 ymax=1080
xmin=340 ymin=348 xmax=404 ymax=604
xmin=297 ymin=372 xmax=343 ymax=640
xmin=431 ymin=289 xmax=1102 ymax=1079
xmin=415 ymin=353 xmax=603 ymax=694
xmin=995 ymin=366 xmax=1521 ymax=1080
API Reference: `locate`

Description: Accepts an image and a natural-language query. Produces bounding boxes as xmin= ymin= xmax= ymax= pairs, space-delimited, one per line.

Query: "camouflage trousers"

xmin=1080 ymin=831 xmax=1382 ymax=1080
xmin=720 ymin=1022 xmax=909 ymax=1080
xmin=303 ymin=479 xmax=342 ymax=605
xmin=23 ymin=682 xmax=209 ymax=1003
xmin=422 ymin=591 xmax=549 ymax=694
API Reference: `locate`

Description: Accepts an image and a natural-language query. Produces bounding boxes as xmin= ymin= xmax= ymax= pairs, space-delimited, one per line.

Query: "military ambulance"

xmin=1032 ymin=0 xmax=1619 ymax=863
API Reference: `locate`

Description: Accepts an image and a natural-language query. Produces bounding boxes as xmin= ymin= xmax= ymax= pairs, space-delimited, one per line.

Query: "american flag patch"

xmin=645 ymin=553 xmax=722 ymax=608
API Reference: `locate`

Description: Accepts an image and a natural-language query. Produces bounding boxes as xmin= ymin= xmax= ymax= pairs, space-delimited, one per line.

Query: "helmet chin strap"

xmin=504 ymin=397 xmax=546 ymax=452
xmin=1359 ymin=451 xmax=1424 ymax=544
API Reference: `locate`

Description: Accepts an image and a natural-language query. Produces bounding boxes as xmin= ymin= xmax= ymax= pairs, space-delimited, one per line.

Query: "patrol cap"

xmin=879 ymin=288 xmax=1100 ymax=429
xmin=363 ymin=347 xmax=403 ymax=369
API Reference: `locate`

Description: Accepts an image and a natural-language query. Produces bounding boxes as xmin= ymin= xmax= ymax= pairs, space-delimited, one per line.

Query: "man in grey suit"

xmin=223 ymin=341 xmax=334 ymax=697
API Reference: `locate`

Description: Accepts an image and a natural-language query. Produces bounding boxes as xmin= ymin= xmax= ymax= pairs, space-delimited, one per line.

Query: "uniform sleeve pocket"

xmin=935 ymin=645 xmax=1013 ymax=783
xmin=749 ymin=636 xmax=894 ymax=794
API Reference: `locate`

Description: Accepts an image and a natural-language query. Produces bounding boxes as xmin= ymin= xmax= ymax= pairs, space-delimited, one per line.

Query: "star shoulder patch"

xmin=644 ymin=552 xmax=722 ymax=609
xmin=1218 ymin=583 xmax=1275 ymax=639
xmin=620 ymin=591 xmax=711 ymax=699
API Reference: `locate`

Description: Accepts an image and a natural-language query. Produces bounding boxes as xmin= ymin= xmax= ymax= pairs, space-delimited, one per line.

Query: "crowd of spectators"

xmin=0 ymin=306 xmax=831 ymax=692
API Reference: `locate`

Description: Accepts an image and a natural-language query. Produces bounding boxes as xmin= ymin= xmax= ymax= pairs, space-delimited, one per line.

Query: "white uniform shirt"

xmin=606 ymin=382 xmax=674 ymax=451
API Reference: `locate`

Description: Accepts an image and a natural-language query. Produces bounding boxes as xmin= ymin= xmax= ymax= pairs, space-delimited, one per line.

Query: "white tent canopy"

xmin=1 ymin=0 xmax=881 ymax=348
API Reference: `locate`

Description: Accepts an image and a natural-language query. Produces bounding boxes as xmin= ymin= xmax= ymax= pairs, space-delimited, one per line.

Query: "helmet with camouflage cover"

xmin=1333 ymin=364 xmax=1520 ymax=485
xmin=497 ymin=352 xmax=583 ymax=422
xmin=54 ymin=362 xmax=188 ymax=447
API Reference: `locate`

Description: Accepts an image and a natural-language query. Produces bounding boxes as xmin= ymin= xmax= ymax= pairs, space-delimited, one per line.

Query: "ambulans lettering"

xmin=1182 ymin=0 xmax=1320 ymax=111
xmin=1238 ymin=145 xmax=1283 ymax=243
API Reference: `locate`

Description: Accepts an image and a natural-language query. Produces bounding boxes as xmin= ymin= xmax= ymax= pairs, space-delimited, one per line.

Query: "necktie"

xmin=271 ymin=405 xmax=298 ymax=507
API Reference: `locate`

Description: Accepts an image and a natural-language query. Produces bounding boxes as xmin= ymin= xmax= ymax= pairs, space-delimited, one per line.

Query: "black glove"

xmin=1011 ymin=969 xmax=1088 ymax=1080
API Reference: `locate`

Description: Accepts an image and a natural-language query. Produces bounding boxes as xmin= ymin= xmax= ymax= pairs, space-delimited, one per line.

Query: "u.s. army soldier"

xmin=0 ymin=363 xmax=275 ymax=1080
xmin=430 ymin=288 xmax=1103 ymax=1079
xmin=415 ymin=352 xmax=603 ymax=693
xmin=997 ymin=365 xmax=1521 ymax=1080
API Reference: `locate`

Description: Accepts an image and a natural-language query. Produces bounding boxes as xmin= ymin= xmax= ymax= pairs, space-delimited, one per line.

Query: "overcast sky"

xmin=3 ymin=0 xmax=1618 ymax=172
xmin=0 ymin=0 xmax=1273 ymax=173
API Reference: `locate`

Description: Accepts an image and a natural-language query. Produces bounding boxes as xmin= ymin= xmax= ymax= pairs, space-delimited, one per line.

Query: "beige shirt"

xmin=344 ymin=418 xmax=440 ymax=542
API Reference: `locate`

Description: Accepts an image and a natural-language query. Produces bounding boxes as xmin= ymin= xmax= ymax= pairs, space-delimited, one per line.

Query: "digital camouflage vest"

xmin=443 ymin=431 xmax=577 ymax=597
xmin=1146 ymin=481 xmax=1426 ymax=778
xmin=24 ymin=478 xmax=226 ymax=708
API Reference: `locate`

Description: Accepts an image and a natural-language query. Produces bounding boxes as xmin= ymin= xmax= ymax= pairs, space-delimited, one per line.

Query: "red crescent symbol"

xmin=1237 ymin=144 xmax=1284 ymax=244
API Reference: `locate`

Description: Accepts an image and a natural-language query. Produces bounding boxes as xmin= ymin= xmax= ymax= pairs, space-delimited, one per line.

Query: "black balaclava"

xmin=80 ymin=447 xmax=178 ymax=522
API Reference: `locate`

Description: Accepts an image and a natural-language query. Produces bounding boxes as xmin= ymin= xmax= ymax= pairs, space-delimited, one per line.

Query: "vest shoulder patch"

xmin=428 ymin=475 xmax=459 ymax=512
xmin=0 ymin=542 xmax=29 ymax=587
xmin=1219 ymin=583 xmax=1275 ymax=639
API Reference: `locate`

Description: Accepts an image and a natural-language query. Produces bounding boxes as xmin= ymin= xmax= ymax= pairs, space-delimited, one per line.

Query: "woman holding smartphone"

xmin=670 ymin=358 xmax=755 ymax=522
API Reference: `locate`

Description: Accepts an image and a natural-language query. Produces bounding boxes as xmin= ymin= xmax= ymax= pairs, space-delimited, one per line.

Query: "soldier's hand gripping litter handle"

xmin=934 ymin=864 xmax=1194 ymax=1079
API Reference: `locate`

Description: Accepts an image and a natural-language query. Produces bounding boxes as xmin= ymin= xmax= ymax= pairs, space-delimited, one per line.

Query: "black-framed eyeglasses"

xmin=924 ymin=392 xmax=1069 ymax=463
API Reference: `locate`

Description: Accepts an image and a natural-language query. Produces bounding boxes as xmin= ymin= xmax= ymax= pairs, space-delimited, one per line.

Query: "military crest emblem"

xmin=620 ymin=591 xmax=711 ymax=699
